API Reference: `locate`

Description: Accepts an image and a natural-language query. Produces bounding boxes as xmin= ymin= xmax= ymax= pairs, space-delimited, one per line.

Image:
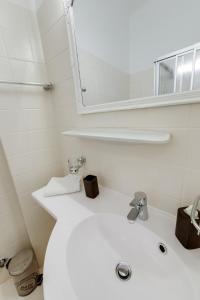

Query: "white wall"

xmin=0 ymin=0 xmax=63 ymax=272
xmin=66 ymin=0 xmax=200 ymax=101
xmin=74 ymin=0 xmax=131 ymax=105
xmin=130 ymin=0 xmax=200 ymax=73
xmin=0 ymin=143 xmax=30 ymax=283
xmin=78 ymin=49 xmax=130 ymax=106
xmin=74 ymin=0 xmax=130 ymax=73
xmin=32 ymin=0 xmax=43 ymax=11
xmin=129 ymin=0 xmax=200 ymax=98
xmin=7 ymin=0 xmax=33 ymax=10
xmin=36 ymin=0 xmax=200 ymax=218
xmin=8 ymin=0 xmax=42 ymax=11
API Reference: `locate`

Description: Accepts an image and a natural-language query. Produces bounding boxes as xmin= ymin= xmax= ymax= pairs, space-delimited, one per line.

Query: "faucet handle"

xmin=130 ymin=191 xmax=147 ymax=207
xmin=68 ymin=156 xmax=86 ymax=174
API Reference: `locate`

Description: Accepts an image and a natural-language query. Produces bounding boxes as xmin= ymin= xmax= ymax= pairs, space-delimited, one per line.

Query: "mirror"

xmin=66 ymin=0 xmax=200 ymax=113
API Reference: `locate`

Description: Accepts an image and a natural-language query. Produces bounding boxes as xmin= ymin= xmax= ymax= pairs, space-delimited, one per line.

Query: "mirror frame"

xmin=63 ymin=0 xmax=200 ymax=114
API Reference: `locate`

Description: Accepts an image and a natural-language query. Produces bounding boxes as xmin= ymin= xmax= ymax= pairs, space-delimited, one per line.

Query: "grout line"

xmin=39 ymin=14 xmax=66 ymax=38
xmin=45 ymin=48 xmax=70 ymax=64
xmin=0 ymin=54 xmax=46 ymax=64
xmin=44 ymin=47 xmax=69 ymax=63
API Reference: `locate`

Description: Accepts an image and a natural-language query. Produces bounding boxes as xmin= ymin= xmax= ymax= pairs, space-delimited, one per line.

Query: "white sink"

xmin=32 ymin=186 xmax=200 ymax=300
xmin=67 ymin=213 xmax=193 ymax=300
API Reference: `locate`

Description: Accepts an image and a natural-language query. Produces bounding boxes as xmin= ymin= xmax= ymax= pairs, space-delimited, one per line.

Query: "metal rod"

xmin=0 ymin=80 xmax=53 ymax=91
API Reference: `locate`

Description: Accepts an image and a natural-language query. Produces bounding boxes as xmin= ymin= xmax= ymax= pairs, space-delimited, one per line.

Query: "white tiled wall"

xmin=37 ymin=0 xmax=200 ymax=217
xmin=0 ymin=0 xmax=63 ymax=277
xmin=0 ymin=143 xmax=30 ymax=284
xmin=130 ymin=68 xmax=154 ymax=99
xmin=78 ymin=49 xmax=130 ymax=105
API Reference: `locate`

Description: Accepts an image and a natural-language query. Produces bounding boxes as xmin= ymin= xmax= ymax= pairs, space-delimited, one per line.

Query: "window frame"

xmin=154 ymin=43 xmax=200 ymax=96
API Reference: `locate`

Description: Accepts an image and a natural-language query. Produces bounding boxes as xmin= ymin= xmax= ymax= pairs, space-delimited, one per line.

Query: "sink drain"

xmin=115 ymin=262 xmax=132 ymax=281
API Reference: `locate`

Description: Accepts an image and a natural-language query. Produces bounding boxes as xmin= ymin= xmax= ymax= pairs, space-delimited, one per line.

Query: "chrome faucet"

xmin=127 ymin=191 xmax=148 ymax=222
xmin=68 ymin=156 xmax=86 ymax=174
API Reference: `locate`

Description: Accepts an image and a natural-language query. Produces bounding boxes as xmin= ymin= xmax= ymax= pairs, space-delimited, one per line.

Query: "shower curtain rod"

xmin=0 ymin=80 xmax=53 ymax=91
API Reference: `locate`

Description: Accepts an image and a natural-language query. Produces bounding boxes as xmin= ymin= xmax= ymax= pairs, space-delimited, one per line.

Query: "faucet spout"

xmin=127 ymin=191 xmax=148 ymax=222
xmin=127 ymin=207 xmax=140 ymax=222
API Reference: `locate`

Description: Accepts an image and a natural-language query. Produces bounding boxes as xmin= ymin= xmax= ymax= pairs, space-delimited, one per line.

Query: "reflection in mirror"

xmin=71 ymin=0 xmax=200 ymax=107
xmin=155 ymin=44 xmax=200 ymax=95
xmin=157 ymin=58 xmax=176 ymax=96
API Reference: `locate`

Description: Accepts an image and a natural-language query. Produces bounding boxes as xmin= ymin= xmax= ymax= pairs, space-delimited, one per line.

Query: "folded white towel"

xmin=44 ymin=174 xmax=81 ymax=197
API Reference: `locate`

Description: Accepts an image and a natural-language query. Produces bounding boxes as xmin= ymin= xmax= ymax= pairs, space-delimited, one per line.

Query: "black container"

xmin=175 ymin=207 xmax=200 ymax=249
xmin=83 ymin=175 xmax=99 ymax=199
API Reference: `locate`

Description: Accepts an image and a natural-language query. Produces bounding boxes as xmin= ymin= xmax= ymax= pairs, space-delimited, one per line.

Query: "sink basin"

xmin=67 ymin=213 xmax=194 ymax=300
xmin=32 ymin=186 xmax=200 ymax=300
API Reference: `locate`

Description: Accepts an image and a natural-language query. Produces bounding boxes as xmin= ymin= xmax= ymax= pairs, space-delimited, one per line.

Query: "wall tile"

xmin=188 ymin=103 xmax=200 ymax=128
xmin=17 ymin=86 xmax=49 ymax=109
xmin=0 ymin=85 xmax=20 ymax=110
xmin=0 ymin=57 xmax=13 ymax=81
xmin=46 ymin=49 xmax=72 ymax=83
xmin=0 ymin=1 xmax=28 ymax=30
xmin=28 ymin=13 xmax=45 ymax=63
xmin=38 ymin=0 xmax=64 ymax=35
xmin=0 ymin=0 xmax=63 ymax=282
xmin=42 ymin=16 xmax=69 ymax=62
xmin=187 ymin=129 xmax=200 ymax=170
xmin=37 ymin=0 xmax=200 ymax=218
xmin=2 ymin=27 xmax=33 ymax=61
xmin=181 ymin=169 xmax=200 ymax=206
xmin=0 ymin=29 xmax=6 ymax=57
xmin=0 ymin=143 xmax=30 ymax=283
xmin=148 ymin=193 xmax=180 ymax=215
xmin=11 ymin=60 xmax=47 ymax=83
xmin=153 ymin=166 xmax=184 ymax=199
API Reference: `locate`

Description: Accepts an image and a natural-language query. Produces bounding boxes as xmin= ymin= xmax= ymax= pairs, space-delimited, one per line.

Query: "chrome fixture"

xmin=127 ymin=191 xmax=148 ymax=222
xmin=68 ymin=156 xmax=86 ymax=174
xmin=81 ymin=87 xmax=87 ymax=93
xmin=0 ymin=80 xmax=53 ymax=91
xmin=115 ymin=262 xmax=132 ymax=281
xmin=0 ymin=258 xmax=9 ymax=268
xmin=191 ymin=196 xmax=200 ymax=235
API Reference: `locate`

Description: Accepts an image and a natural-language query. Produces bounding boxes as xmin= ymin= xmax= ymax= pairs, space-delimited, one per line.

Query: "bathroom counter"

xmin=32 ymin=186 xmax=200 ymax=300
xmin=33 ymin=186 xmax=133 ymax=221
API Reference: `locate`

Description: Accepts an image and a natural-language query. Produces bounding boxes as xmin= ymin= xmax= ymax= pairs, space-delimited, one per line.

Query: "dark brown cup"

xmin=83 ymin=175 xmax=99 ymax=199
